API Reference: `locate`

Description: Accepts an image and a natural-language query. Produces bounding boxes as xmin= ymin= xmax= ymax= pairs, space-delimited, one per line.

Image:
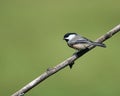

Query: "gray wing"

xmin=68 ymin=35 xmax=106 ymax=48
xmin=68 ymin=36 xmax=93 ymax=45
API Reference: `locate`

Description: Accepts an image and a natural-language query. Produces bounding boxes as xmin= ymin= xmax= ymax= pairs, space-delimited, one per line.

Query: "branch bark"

xmin=11 ymin=24 xmax=120 ymax=96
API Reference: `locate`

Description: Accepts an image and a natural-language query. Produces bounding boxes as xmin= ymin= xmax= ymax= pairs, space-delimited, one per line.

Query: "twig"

xmin=11 ymin=24 xmax=120 ymax=96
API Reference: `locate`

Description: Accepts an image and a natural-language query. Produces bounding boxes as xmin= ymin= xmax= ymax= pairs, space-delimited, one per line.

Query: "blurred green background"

xmin=0 ymin=0 xmax=120 ymax=96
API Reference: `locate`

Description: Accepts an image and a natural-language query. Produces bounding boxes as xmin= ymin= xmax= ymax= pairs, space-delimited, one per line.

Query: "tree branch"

xmin=11 ymin=24 xmax=120 ymax=96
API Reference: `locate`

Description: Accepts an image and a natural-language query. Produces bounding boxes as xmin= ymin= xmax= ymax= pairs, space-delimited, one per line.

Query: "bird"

xmin=63 ymin=32 xmax=106 ymax=68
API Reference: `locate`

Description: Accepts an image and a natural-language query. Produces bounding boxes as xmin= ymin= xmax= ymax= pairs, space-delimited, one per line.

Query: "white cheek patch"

xmin=66 ymin=34 xmax=75 ymax=40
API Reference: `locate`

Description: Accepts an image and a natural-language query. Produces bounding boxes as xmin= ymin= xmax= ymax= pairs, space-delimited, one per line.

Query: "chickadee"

xmin=63 ymin=33 xmax=106 ymax=68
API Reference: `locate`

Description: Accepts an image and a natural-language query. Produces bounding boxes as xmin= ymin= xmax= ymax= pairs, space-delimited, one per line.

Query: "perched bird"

xmin=63 ymin=33 xmax=106 ymax=68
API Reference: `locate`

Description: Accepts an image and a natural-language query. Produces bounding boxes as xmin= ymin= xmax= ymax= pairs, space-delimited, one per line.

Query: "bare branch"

xmin=11 ymin=24 xmax=120 ymax=96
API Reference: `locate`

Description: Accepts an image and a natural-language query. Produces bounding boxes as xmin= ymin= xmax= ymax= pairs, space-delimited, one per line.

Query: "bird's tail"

xmin=92 ymin=42 xmax=106 ymax=48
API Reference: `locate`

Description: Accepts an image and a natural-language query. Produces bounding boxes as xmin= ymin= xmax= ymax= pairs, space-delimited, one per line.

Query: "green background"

xmin=0 ymin=0 xmax=120 ymax=96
